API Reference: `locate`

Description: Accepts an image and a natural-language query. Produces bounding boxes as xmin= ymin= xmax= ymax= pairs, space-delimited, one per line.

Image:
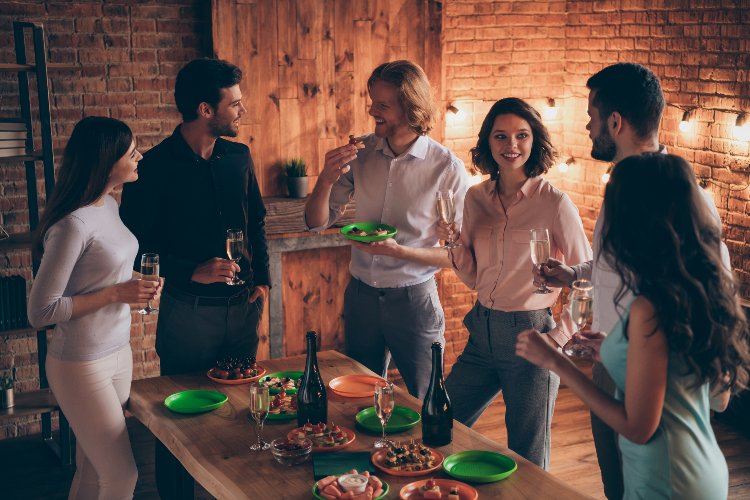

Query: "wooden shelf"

xmin=263 ymin=196 xmax=356 ymax=235
xmin=0 ymin=150 xmax=44 ymax=162
xmin=0 ymin=389 xmax=58 ymax=421
xmin=0 ymin=231 xmax=32 ymax=251
xmin=0 ymin=62 xmax=80 ymax=72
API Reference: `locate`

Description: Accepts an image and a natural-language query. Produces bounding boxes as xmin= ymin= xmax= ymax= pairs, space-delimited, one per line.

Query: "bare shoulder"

xmin=628 ymin=296 xmax=663 ymax=343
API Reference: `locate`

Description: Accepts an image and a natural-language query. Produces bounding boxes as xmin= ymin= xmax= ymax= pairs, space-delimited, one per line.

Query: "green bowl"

xmin=355 ymin=406 xmax=421 ymax=434
xmin=312 ymin=477 xmax=389 ymax=500
xmin=340 ymin=222 xmax=397 ymax=242
xmin=260 ymin=370 xmax=304 ymax=395
xmin=163 ymin=390 xmax=227 ymax=414
xmin=442 ymin=450 xmax=517 ymax=483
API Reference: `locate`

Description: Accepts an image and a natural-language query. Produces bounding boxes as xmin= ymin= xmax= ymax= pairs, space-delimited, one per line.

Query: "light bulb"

xmin=734 ymin=113 xmax=750 ymax=141
xmin=557 ymin=161 xmax=569 ymax=173
xmin=601 ymin=172 xmax=610 ymax=184
xmin=678 ymin=110 xmax=691 ymax=133
xmin=542 ymin=98 xmax=558 ymax=121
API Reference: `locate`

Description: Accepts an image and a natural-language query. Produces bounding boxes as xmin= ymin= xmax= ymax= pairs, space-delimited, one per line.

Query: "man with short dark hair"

xmin=537 ymin=62 xmax=729 ymax=499
xmin=120 ymin=57 xmax=269 ymax=498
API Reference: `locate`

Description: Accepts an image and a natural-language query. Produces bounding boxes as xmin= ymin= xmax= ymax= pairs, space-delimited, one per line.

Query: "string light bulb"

xmin=678 ymin=110 xmax=692 ymax=133
xmin=557 ymin=156 xmax=575 ymax=173
xmin=446 ymin=102 xmax=467 ymax=125
xmin=734 ymin=112 xmax=750 ymax=141
xmin=542 ymin=98 xmax=559 ymax=120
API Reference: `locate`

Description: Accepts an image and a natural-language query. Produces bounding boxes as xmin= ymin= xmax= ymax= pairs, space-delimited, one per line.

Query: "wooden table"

xmin=128 ymin=350 xmax=590 ymax=499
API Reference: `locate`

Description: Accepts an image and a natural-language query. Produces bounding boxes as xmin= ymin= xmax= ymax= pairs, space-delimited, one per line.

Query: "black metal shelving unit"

xmin=0 ymin=21 xmax=73 ymax=467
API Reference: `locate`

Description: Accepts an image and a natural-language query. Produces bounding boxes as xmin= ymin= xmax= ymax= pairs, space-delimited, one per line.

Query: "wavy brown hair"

xmin=601 ymin=153 xmax=750 ymax=394
xmin=367 ymin=60 xmax=435 ymax=136
xmin=470 ymin=98 xmax=556 ymax=195
xmin=34 ymin=117 xmax=133 ymax=258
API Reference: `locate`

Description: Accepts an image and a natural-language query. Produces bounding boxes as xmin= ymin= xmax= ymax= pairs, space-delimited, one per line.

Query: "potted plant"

xmin=282 ymin=158 xmax=308 ymax=198
xmin=0 ymin=370 xmax=14 ymax=409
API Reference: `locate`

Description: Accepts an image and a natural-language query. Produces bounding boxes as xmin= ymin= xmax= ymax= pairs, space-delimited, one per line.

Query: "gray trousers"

xmin=155 ymin=287 xmax=262 ymax=500
xmin=591 ymin=362 xmax=624 ymax=500
xmin=344 ymin=277 xmax=444 ymax=399
xmin=444 ymin=301 xmax=560 ymax=469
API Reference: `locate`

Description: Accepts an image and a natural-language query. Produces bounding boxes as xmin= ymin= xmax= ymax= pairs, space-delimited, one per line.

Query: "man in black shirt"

xmin=120 ymin=58 xmax=269 ymax=498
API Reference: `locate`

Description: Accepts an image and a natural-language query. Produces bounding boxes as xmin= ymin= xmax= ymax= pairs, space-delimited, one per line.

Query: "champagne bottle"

xmin=296 ymin=331 xmax=328 ymax=426
xmin=421 ymin=342 xmax=452 ymax=446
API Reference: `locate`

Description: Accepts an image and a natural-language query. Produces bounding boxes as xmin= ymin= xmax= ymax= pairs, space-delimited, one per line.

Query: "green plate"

xmin=259 ymin=370 xmax=304 ymax=394
xmin=355 ymin=406 xmax=420 ymax=434
xmin=340 ymin=222 xmax=398 ymax=242
xmin=163 ymin=390 xmax=227 ymax=414
xmin=312 ymin=477 xmax=389 ymax=500
xmin=442 ymin=450 xmax=517 ymax=483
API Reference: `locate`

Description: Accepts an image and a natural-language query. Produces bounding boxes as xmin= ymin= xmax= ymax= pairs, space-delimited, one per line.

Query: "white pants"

xmin=47 ymin=345 xmax=137 ymax=500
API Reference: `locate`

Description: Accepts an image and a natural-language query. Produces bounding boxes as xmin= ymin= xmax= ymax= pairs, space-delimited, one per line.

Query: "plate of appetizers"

xmin=329 ymin=374 xmax=387 ymax=398
xmin=207 ymin=356 xmax=265 ymax=385
xmin=259 ymin=371 xmax=303 ymax=394
xmin=442 ymin=450 xmax=517 ymax=483
xmin=312 ymin=470 xmax=388 ymax=500
xmin=288 ymin=422 xmax=356 ymax=451
xmin=356 ymin=406 xmax=421 ymax=434
xmin=266 ymin=390 xmax=297 ymax=420
xmin=371 ymin=440 xmax=444 ymax=477
xmin=340 ymin=222 xmax=398 ymax=243
xmin=400 ymin=478 xmax=477 ymax=500
xmin=163 ymin=390 xmax=228 ymax=414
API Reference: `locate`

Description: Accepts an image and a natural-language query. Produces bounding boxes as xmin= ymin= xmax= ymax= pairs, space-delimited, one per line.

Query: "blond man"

xmin=305 ymin=60 xmax=470 ymax=398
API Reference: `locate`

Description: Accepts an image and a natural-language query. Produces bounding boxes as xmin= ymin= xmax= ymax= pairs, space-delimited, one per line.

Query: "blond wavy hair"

xmin=367 ymin=60 xmax=435 ymax=136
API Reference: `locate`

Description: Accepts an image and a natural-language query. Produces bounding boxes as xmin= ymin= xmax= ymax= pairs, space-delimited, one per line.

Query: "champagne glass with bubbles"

xmin=138 ymin=253 xmax=159 ymax=315
xmin=249 ymin=385 xmax=270 ymax=451
xmin=529 ymin=228 xmax=553 ymax=294
xmin=564 ymin=279 xmax=595 ymax=358
xmin=226 ymin=229 xmax=245 ymax=286
xmin=436 ymin=190 xmax=460 ymax=249
xmin=373 ymin=381 xmax=395 ymax=448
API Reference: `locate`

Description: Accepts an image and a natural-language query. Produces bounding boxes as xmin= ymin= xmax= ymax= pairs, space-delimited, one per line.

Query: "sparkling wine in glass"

xmin=249 ymin=385 xmax=270 ymax=451
xmin=226 ymin=229 xmax=245 ymax=286
xmin=138 ymin=253 xmax=159 ymax=315
xmin=529 ymin=228 xmax=552 ymax=294
xmin=436 ymin=190 xmax=460 ymax=249
xmin=373 ymin=381 xmax=395 ymax=449
xmin=564 ymin=279 xmax=595 ymax=358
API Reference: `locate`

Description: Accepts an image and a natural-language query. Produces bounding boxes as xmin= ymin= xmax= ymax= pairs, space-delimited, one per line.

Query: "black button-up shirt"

xmin=120 ymin=126 xmax=270 ymax=297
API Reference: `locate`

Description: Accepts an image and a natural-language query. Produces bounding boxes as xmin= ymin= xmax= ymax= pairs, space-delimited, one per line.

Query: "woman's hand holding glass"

xmin=563 ymin=279 xmax=595 ymax=359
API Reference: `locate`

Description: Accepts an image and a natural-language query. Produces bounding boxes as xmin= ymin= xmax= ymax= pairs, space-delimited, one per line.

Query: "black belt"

xmin=165 ymin=287 xmax=249 ymax=307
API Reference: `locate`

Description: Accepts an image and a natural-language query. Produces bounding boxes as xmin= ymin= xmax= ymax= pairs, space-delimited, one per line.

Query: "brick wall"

xmin=0 ymin=0 xmax=210 ymax=438
xmin=440 ymin=0 xmax=750 ymax=369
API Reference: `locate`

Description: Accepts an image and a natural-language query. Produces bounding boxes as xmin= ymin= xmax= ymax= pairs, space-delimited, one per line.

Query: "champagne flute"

xmin=564 ymin=279 xmax=595 ymax=358
xmin=373 ymin=381 xmax=395 ymax=449
xmin=138 ymin=253 xmax=159 ymax=315
xmin=529 ymin=228 xmax=552 ymax=294
xmin=249 ymin=385 xmax=270 ymax=451
xmin=436 ymin=190 xmax=460 ymax=249
xmin=226 ymin=229 xmax=245 ymax=286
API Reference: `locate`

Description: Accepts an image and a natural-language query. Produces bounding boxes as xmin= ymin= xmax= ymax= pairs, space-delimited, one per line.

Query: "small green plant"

xmin=282 ymin=158 xmax=307 ymax=178
xmin=0 ymin=372 xmax=13 ymax=390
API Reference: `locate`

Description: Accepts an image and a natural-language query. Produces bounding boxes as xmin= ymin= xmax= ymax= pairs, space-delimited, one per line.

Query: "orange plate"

xmin=399 ymin=478 xmax=478 ymax=500
xmin=371 ymin=447 xmax=444 ymax=477
xmin=287 ymin=426 xmax=356 ymax=452
xmin=328 ymin=375 xmax=387 ymax=398
xmin=207 ymin=366 xmax=266 ymax=385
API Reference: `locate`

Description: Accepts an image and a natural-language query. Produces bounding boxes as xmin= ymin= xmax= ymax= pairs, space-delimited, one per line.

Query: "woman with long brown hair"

xmin=517 ymin=153 xmax=749 ymax=498
xmin=28 ymin=116 xmax=159 ymax=499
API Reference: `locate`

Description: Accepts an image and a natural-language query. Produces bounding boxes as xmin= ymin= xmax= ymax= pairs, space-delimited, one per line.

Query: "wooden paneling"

xmin=212 ymin=0 xmax=442 ymax=195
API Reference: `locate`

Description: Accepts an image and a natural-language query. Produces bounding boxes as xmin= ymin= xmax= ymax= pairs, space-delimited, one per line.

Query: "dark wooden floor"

xmin=1 ymin=374 xmax=748 ymax=500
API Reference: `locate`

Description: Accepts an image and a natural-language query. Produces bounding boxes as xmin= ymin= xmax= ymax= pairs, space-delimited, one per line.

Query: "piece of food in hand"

xmin=348 ymin=134 xmax=366 ymax=149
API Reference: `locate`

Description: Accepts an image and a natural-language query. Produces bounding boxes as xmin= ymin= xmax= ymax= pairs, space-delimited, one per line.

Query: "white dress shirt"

xmin=308 ymin=134 xmax=470 ymax=288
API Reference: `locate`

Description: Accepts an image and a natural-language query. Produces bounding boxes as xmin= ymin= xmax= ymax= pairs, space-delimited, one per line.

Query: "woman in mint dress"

xmin=516 ymin=153 xmax=750 ymax=499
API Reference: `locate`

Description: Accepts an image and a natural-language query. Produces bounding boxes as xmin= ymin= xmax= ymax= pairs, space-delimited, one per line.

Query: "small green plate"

xmin=340 ymin=222 xmax=398 ymax=242
xmin=312 ymin=478 xmax=389 ymax=500
xmin=442 ymin=450 xmax=517 ymax=483
xmin=355 ymin=406 xmax=421 ymax=434
xmin=163 ymin=390 xmax=228 ymax=414
xmin=259 ymin=370 xmax=304 ymax=394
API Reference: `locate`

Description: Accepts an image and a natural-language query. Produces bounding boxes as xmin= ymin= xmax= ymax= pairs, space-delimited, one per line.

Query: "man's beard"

xmin=591 ymin=122 xmax=617 ymax=162
xmin=209 ymin=117 xmax=238 ymax=138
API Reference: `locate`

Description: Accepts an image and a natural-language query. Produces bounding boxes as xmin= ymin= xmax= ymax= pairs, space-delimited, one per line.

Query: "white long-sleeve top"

xmin=28 ymin=195 xmax=138 ymax=361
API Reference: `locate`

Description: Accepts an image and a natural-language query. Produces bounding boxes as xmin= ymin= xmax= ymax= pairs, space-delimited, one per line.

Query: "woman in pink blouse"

xmin=443 ymin=98 xmax=592 ymax=469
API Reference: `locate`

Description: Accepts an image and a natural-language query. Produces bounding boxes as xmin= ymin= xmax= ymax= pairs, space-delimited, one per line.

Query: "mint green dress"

xmin=599 ymin=304 xmax=728 ymax=500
